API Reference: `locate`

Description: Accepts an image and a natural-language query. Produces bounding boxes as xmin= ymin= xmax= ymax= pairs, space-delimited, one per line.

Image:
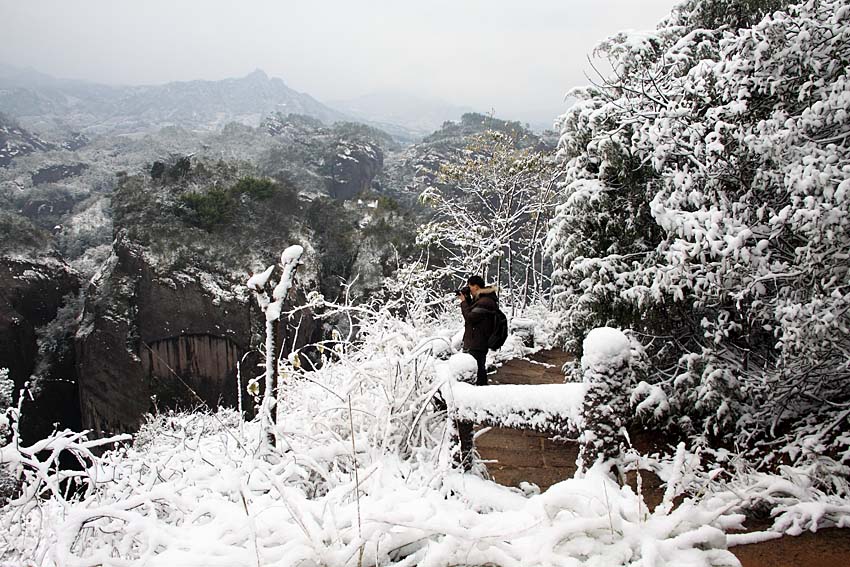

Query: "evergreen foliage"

xmin=545 ymin=0 xmax=850 ymax=458
xmin=149 ymin=161 xmax=165 ymax=180
xmin=110 ymin=162 xmax=304 ymax=280
xmin=179 ymin=176 xmax=285 ymax=231
xmin=180 ymin=188 xmax=235 ymax=230
xmin=684 ymin=0 xmax=792 ymax=30
xmin=0 ymin=211 xmax=53 ymax=255
xmin=232 ymin=176 xmax=277 ymax=200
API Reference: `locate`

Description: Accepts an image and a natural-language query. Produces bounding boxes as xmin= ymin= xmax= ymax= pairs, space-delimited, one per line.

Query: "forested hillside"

xmin=0 ymin=102 xmax=525 ymax=441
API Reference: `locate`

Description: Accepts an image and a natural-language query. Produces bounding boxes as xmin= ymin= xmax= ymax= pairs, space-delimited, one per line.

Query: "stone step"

xmin=478 ymin=349 xmax=665 ymax=502
xmin=478 ymin=351 xmax=577 ymax=490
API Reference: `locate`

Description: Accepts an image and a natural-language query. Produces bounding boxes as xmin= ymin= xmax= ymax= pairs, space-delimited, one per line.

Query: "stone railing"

xmin=438 ymin=326 xmax=636 ymax=473
xmin=442 ymin=380 xmax=586 ymax=437
xmin=437 ymin=352 xmax=585 ymax=469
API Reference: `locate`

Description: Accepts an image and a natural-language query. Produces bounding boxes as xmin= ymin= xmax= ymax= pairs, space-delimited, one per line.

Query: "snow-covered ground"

xmin=1 ymin=304 xmax=849 ymax=566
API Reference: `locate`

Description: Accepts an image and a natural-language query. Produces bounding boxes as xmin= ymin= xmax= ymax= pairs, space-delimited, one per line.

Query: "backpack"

xmin=488 ymin=308 xmax=509 ymax=350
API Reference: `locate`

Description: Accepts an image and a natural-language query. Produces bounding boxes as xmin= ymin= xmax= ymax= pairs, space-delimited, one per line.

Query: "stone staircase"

xmin=475 ymin=349 xmax=579 ymax=491
xmin=475 ymin=349 xmax=664 ymax=502
xmin=475 ymin=350 xmax=850 ymax=567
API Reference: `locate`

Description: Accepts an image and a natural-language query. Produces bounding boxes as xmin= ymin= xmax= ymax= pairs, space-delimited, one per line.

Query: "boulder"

xmin=325 ymin=140 xmax=383 ymax=200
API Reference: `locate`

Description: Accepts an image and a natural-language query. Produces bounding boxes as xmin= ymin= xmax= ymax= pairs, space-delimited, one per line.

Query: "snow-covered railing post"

xmin=578 ymin=327 xmax=633 ymax=478
xmin=434 ymin=354 xmax=479 ymax=471
xmin=247 ymin=245 xmax=304 ymax=450
xmin=511 ymin=317 xmax=535 ymax=348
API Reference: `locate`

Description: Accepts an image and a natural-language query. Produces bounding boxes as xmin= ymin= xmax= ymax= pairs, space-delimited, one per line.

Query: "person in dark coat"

xmin=458 ymin=275 xmax=498 ymax=386
xmin=454 ymin=275 xmax=498 ymax=471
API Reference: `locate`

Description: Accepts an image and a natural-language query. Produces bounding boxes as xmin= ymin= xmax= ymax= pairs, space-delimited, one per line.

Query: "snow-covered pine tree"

xmin=546 ymin=0 xmax=850 ymax=458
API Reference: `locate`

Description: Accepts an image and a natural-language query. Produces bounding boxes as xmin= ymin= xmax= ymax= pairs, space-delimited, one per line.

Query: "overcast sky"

xmin=1 ymin=0 xmax=677 ymax=127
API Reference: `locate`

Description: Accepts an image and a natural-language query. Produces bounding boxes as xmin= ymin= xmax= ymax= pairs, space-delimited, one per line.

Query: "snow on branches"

xmin=247 ymin=245 xmax=304 ymax=450
xmin=1 ymin=314 xmax=756 ymax=567
xmin=546 ymin=0 xmax=850 ymax=454
xmin=415 ymin=131 xmax=562 ymax=310
xmin=579 ymin=328 xmax=635 ymax=469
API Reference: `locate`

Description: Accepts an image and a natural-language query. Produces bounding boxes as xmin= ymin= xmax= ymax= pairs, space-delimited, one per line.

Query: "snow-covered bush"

xmin=2 ymin=312 xmax=769 ymax=567
xmin=546 ymin=0 xmax=850 ymax=459
xmin=3 ymin=280 xmax=848 ymax=565
xmin=1 ymin=288 xmax=456 ymax=564
xmin=0 ymin=368 xmax=12 ymax=411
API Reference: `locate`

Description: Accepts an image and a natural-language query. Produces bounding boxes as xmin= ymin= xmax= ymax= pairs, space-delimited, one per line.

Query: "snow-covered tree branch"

xmin=415 ymin=131 xmax=563 ymax=312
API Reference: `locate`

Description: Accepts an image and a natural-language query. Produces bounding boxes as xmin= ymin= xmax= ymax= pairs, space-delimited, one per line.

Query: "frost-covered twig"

xmin=247 ymin=245 xmax=304 ymax=450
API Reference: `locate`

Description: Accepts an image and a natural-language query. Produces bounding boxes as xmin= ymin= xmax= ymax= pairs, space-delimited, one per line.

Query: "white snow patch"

xmin=247 ymin=264 xmax=275 ymax=290
xmin=447 ymin=381 xmax=587 ymax=431
xmin=582 ymin=327 xmax=631 ymax=371
xmin=281 ymin=244 xmax=304 ymax=263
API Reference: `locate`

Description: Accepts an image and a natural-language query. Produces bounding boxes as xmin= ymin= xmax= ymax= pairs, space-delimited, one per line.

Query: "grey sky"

xmin=1 ymin=0 xmax=677 ymax=126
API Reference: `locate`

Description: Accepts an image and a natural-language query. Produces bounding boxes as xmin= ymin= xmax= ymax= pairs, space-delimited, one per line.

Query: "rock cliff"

xmin=76 ymin=233 xmax=322 ymax=435
xmin=260 ymin=114 xmax=391 ymax=200
xmin=0 ymin=253 xmax=80 ymax=441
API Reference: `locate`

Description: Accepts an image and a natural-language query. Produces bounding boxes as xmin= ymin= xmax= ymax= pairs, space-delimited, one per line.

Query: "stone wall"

xmin=0 ymin=256 xmax=81 ymax=441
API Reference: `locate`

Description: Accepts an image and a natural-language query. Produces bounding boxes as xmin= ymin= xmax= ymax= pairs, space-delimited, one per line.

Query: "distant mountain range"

xmin=0 ymin=64 xmax=489 ymax=142
xmin=0 ymin=65 xmax=348 ymax=136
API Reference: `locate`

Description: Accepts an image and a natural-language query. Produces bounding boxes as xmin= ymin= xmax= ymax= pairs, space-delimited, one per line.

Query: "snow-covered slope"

xmin=4 ymin=306 xmax=849 ymax=566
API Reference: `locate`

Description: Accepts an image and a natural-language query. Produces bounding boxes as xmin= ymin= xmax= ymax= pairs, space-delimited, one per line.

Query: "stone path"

xmin=733 ymin=529 xmax=850 ymax=567
xmin=488 ymin=349 xmax=572 ymax=386
xmin=477 ymin=349 xmax=850 ymax=567
xmin=476 ymin=349 xmax=579 ymax=491
xmin=476 ymin=349 xmax=664 ymax=499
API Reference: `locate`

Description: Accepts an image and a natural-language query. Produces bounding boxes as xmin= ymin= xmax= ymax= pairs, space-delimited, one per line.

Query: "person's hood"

xmin=472 ymin=286 xmax=498 ymax=300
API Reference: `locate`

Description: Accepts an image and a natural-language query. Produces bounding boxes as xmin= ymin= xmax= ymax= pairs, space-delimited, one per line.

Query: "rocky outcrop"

xmin=0 ymin=115 xmax=55 ymax=167
xmin=260 ymin=114 xmax=391 ymax=201
xmin=325 ymin=141 xmax=383 ymax=200
xmin=60 ymin=132 xmax=89 ymax=151
xmin=380 ymin=112 xmax=549 ymax=204
xmin=76 ymin=234 xmax=322 ymax=435
xmin=31 ymin=163 xmax=89 ymax=185
xmin=0 ymin=256 xmax=81 ymax=441
xmin=20 ymin=192 xmax=77 ymax=223
xmin=141 ymin=335 xmax=243 ymax=408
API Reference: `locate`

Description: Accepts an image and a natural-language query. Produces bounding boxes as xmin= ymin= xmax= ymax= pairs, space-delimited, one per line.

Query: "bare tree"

xmin=416 ymin=131 xmax=563 ymax=314
xmin=247 ymin=245 xmax=304 ymax=449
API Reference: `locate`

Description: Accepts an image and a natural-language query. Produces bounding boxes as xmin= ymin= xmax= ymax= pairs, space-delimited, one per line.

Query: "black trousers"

xmin=467 ymin=349 xmax=488 ymax=386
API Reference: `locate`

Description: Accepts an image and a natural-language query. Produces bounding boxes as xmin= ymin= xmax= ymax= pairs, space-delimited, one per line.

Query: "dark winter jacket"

xmin=461 ymin=286 xmax=498 ymax=351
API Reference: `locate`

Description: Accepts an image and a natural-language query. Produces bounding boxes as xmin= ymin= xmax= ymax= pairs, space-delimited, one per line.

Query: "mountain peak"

xmin=245 ymin=69 xmax=269 ymax=81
